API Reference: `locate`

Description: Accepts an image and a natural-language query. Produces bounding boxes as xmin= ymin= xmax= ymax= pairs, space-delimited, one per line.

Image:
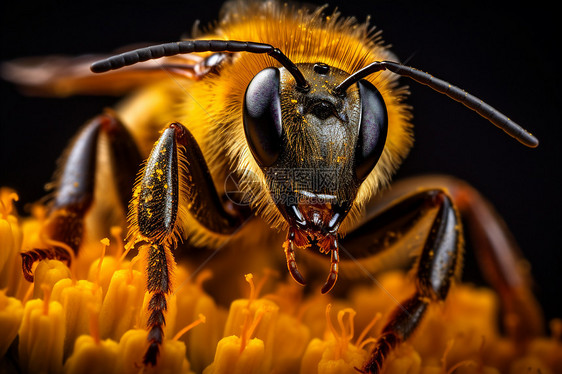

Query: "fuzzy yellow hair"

xmin=168 ymin=1 xmax=413 ymax=245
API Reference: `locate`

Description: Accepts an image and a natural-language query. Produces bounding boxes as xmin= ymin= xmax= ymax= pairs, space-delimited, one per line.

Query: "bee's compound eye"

xmin=355 ymin=80 xmax=388 ymax=181
xmin=243 ymin=68 xmax=283 ymax=167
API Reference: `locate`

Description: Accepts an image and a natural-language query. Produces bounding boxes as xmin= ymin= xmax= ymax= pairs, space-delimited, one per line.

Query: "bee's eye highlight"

xmin=243 ymin=68 xmax=283 ymax=167
xmin=355 ymin=80 xmax=388 ymax=181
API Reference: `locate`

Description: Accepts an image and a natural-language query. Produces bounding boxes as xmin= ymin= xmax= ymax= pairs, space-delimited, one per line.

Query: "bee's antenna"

xmin=90 ymin=40 xmax=309 ymax=91
xmin=333 ymin=61 xmax=538 ymax=148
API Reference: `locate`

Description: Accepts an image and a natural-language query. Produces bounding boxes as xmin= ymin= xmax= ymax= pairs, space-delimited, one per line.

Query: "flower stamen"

xmin=355 ymin=312 xmax=382 ymax=348
xmin=325 ymin=304 xmax=358 ymax=360
xmin=110 ymin=226 xmax=124 ymax=259
xmin=441 ymin=339 xmax=477 ymax=374
xmin=95 ymin=238 xmax=109 ymax=290
xmin=172 ymin=313 xmax=206 ymax=341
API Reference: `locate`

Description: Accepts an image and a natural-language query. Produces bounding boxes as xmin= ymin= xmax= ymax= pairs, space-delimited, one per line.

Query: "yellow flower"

xmin=1 ymin=188 xmax=561 ymax=374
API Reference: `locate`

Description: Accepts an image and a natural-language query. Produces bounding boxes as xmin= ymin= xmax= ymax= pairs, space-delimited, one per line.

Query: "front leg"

xmin=351 ymin=190 xmax=462 ymax=373
xmin=128 ymin=122 xmax=244 ymax=365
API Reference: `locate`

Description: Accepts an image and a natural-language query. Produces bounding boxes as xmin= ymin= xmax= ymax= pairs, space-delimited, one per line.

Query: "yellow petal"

xmin=33 ymin=259 xmax=71 ymax=299
xmin=203 ymin=335 xmax=265 ymax=374
xmin=0 ymin=290 xmax=23 ymax=357
xmin=187 ymin=294 xmax=226 ymax=373
xmin=526 ymin=337 xmax=562 ymax=372
xmin=300 ymin=338 xmax=327 ymax=374
xmin=223 ymin=298 xmax=279 ymax=369
xmin=51 ymin=279 xmax=103 ymax=358
xmin=63 ymin=335 xmax=119 ymax=374
xmin=383 ymin=344 xmax=421 ymax=374
xmin=116 ymin=329 xmax=192 ymax=374
xmin=87 ymin=256 xmax=120 ymax=300
xmin=302 ymin=337 xmax=367 ymax=374
xmin=510 ymin=356 xmax=553 ymax=374
xmin=234 ymin=337 xmax=266 ymax=374
xmin=272 ymin=313 xmax=311 ymax=373
xmin=0 ymin=208 xmax=23 ymax=296
xmin=18 ymin=298 xmax=65 ymax=374
xmin=98 ymin=268 xmax=145 ymax=341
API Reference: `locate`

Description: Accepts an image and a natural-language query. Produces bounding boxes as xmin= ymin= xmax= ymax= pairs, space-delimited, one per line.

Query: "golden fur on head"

xmin=176 ymin=0 xmax=413 ymax=238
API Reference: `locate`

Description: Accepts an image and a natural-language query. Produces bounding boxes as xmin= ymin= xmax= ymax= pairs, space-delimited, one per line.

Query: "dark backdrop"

xmin=1 ymin=1 xmax=560 ymax=322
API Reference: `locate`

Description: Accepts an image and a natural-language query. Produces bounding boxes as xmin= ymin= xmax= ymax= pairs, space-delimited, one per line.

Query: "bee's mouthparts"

xmin=281 ymin=193 xmax=348 ymax=294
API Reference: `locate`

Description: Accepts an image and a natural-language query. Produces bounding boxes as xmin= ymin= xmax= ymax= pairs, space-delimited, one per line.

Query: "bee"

xmin=2 ymin=1 xmax=548 ymax=372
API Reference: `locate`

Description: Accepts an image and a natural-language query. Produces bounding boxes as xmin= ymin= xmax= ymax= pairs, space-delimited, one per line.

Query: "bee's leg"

xmin=130 ymin=122 xmax=244 ymax=365
xmin=21 ymin=111 xmax=142 ymax=281
xmin=342 ymin=176 xmax=542 ymax=373
xmin=384 ymin=176 xmax=544 ymax=340
xmin=142 ymin=242 xmax=173 ymax=365
xmin=352 ymin=189 xmax=461 ymax=374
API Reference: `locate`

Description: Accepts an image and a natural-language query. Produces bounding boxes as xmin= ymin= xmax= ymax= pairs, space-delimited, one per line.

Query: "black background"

xmin=1 ymin=1 xmax=560 ymax=322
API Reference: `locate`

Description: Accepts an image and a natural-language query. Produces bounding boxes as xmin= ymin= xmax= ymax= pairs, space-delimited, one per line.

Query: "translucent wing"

xmin=1 ymin=48 xmax=214 ymax=97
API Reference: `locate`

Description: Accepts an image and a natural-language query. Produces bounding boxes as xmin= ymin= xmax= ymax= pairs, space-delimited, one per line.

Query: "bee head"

xmin=243 ymin=63 xmax=388 ymax=240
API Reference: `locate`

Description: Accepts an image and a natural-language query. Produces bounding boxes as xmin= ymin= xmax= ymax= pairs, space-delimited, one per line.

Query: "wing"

xmin=1 ymin=48 xmax=227 ymax=97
